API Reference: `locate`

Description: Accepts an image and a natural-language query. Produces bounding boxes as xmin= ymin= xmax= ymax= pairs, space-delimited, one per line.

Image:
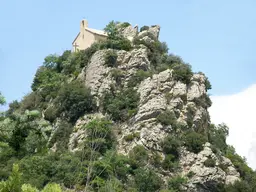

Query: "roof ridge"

xmin=85 ymin=27 xmax=107 ymax=36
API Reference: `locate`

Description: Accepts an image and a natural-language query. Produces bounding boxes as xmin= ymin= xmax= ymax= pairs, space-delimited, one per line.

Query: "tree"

xmin=55 ymin=80 xmax=95 ymax=123
xmin=82 ymin=118 xmax=115 ymax=190
xmin=0 ymin=92 xmax=6 ymax=106
xmin=43 ymin=54 xmax=59 ymax=69
xmin=104 ymin=21 xmax=119 ymax=40
xmin=134 ymin=168 xmax=163 ymax=192
xmin=0 ymin=164 xmax=22 ymax=192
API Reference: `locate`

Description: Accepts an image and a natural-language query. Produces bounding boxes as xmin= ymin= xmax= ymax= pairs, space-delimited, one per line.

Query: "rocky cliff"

xmin=4 ymin=21 xmax=254 ymax=192
xmin=64 ymin=24 xmax=240 ymax=191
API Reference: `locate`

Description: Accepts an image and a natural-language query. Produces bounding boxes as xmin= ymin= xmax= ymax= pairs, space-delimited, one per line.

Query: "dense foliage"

xmin=102 ymin=87 xmax=140 ymax=121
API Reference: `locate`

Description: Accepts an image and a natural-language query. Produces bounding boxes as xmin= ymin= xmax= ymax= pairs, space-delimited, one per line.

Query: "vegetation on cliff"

xmin=0 ymin=21 xmax=256 ymax=192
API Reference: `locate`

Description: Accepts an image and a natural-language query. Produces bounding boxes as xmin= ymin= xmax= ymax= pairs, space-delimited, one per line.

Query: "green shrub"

xmin=219 ymin=163 xmax=228 ymax=173
xmin=123 ymin=132 xmax=140 ymax=142
xmin=168 ymin=176 xmax=187 ymax=191
xmin=0 ymin=92 xmax=6 ymax=106
xmin=110 ymin=69 xmax=124 ymax=86
xmin=101 ymin=38 xmax=132 ymax=51
xmin=104 ymin=50 xmax=118 ymax=67
xmin=183 ymin=132 xmax=206 ymax=154
xmin=157 ymin=110 xmax=177 ymax=126
xmin=0 ymin=164 xmax=22 ymax=192
xmin=84 ymin=118 xmax=115 ymax=154
xmin=172 ymin=63 xmax=193 ymax=85
xmin=225 ymin=146 xmax=253 ymax=179
xmin=20 ymin=92 xmax=43 ymax=112
xmin=41 ymin=183 xmax=62 ymax=192
xmin=102 ymin=87 xmax=139 ymax=122
xmin=48 ymin=121 xmax=73 ymax=151
xmin=140 ymin=26 xmax=149 ymax=32
xmin=6 ymin=100 xmax=20 ymax=116
xmin=21 ymin=184 xmax=39 ymax=192
xmin=119 ymin=22 xmax=131 ymax=28
xmin=208 ymin=124 xmax=229 ymax=154
xmin=161 ymin=135 xmax=181 ymax=158
xmin=129 ymin=145 xmax=148 ymax=168
xmin=55 ymin=80 xmax=96 ymax=123
xmin=187 ymin=171 xmax=195 ymax=178
xmin=31 ymin=66 xmax=64 ymax=93
xmin=98 ymin=178 xmax=123 ymax=192
xmin=162 ymin=154 xmax=179 ymax=171
xmin=82 ymin=42 xmax=102 ymax=67
xmin=134 ymin=168 xmax=163 ymax=192
xmin=150 ymin=152 xmax=162 ymax=167
xmin=106 ymin=151 xmax=131 ymax=181
xmin=43 ymin=106 xmax=58 ymax=123
xmin=19 ymin=152 xmax=86 ymax=189
xmin=127 ymin=70 xmax=152 ymax=87
xmin=204 ymin=158 xmax=216 ymax=167
xmin=205 ymin=77 xmax=212 ymax=90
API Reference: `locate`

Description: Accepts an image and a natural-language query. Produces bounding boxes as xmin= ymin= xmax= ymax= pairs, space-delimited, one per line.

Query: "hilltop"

xmin=0 ymin=21 xmax=256 ymax=192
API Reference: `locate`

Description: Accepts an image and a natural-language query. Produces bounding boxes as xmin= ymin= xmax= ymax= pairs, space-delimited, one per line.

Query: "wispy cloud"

xmin=209 ymin=84 xmax=256 ymax=169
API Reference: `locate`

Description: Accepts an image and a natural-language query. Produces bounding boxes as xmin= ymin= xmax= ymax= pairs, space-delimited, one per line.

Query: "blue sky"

xmin=0 ymin=0 xmax=256 ymax=105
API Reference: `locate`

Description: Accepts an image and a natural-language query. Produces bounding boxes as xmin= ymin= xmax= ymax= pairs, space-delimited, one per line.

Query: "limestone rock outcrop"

xmin=66 ymin=23 xmax=242 ymax=191
xmin=180 ymin=143 xmax=240 ymax=191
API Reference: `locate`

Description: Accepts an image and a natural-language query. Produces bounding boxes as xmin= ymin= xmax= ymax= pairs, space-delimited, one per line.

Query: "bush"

xmin=168 ymin=176 xmax=187 ymax=191
xmin=48 ymin=121 xmax=73 ymax=151
xmin=43 ymin=106 xmax=58 ymax=123
xmin=110 ymin=69 xmax=124 ymax=86
xmin=31 ymin=66 xmax=64 ymax=93
xmin=84 ymin=118 xmax=115 ymax=154
xmin=140 ymin=25 xmax=149 ymax=32
xmin=98 ymin=178 xmax=123 ymax=192
xmin=205 ymin=77 xmax=212 ymax=90
xmin=134 ymin=168 xmax=163 ymax=192
xmin=105 ymin=151 xmax=131 ymax=181
xmin=104 ymin=50 xmax=118 ymax=67
xmin=162 ymin=154 xmax=179 ymax=171
xmin=102 ymin=87 xmax=139 ymax=122
xmin=6 ymin=100 xmax=20 ymax=116
xmin=172 ymin=63 xmax=193 ymax=85
xmin=101 ymin=38 xmax=132 ymax=51
xmin=157 ymin=110 xmax=177 ymax=127
xmin=161 ymin=135 xmax=181 ymax=158
xmin=187 ymin=171 xmax=195 ymax=178
xmin=129 ymin=145 xmax=148 ymax=168
xmin=183 ymin=132 xmax=206 ymax=153
xmin=119 ymin=22 xmax=131 ymax=28
xmin=204 ymin=158 xmax=216 ymax=167
xmin=208 ymin=124 xmax=229 ymax=154
xmin=81 ymin=42 xmax=102 ymax=67
xmin=127 ymin=70 xmax=152 ymax=87
xmin=55 ymin=80 xmax=96 ymax=123
xmin=225 ymin=146 xmax=253 ymax=179
xmin=20 ymin=92 xmax=43 ymax=112
xmin=123 ymin=132 xmax=140 ymax=142
xmin=41 ymin=183 xmax=62 ymax=192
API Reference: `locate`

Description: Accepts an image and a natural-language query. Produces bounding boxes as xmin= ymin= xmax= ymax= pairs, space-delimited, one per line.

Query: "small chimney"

xmin=81 ymin=19 xmax=88 ymax=29
xmin=80 ymin=19 xmax=88 ymax=39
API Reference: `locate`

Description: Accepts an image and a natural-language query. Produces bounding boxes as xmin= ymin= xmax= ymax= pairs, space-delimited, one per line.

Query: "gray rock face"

xmin=68 ymin=113 xmax=105 ymax=152
xmin=119 ymin=25 xmax=138 ymax=41
xmin=116 ymin=69 xmax=211 ymax=155
xmin=148 ymin=25 xmax=160 ymax=39
xmin=71 ymin=24 xmax=242 ymax=190
xmin=180 ymin=143 xmax=240 ymax=191
xmin=83 ymin=50 xmax=112 ymax=97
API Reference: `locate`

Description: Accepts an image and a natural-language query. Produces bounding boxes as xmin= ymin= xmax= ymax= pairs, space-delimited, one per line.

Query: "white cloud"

xmin=209 ymin=84 xmax=256 ymax=170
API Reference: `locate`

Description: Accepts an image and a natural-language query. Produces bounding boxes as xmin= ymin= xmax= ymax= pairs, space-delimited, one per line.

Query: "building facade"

xmin=72 ymin=20 xmax=107 ymax=52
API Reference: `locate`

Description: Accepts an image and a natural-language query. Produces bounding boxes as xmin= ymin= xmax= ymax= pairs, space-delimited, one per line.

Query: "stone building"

xmin=72 ymin=19 xmax=107 ymax=52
